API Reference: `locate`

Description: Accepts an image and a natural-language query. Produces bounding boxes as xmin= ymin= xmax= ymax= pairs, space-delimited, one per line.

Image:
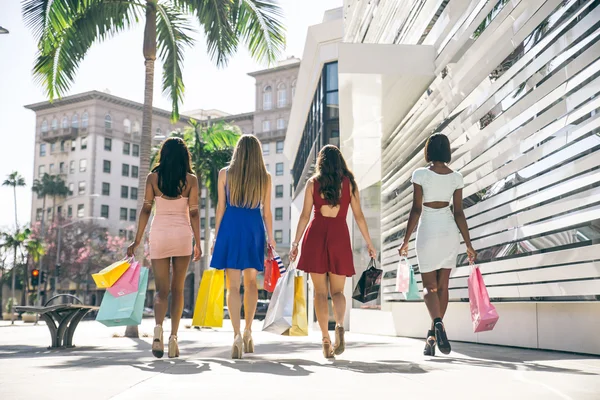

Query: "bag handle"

xmin=368 ymin=257 xmax=377 ymax=269
xmin=266 ymin=244 xmax=274 ymax=261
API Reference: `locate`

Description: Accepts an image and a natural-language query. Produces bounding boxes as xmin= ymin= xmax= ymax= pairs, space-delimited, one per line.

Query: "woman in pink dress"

xmin=127 ymin=137 xmax=202 ymax=359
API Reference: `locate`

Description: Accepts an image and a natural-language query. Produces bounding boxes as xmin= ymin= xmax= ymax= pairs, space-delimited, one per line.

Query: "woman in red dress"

xmin=290 ymin=145 xmax=377 ymax=358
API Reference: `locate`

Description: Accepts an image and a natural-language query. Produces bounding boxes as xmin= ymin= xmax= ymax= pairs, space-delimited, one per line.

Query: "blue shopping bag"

xmin=404 ymin=266 xmax=421 ymax=300
xmin=96 ymin=267 xmax=149 ymax=327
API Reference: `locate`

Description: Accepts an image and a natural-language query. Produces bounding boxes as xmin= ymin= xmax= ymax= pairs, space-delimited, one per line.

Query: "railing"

xmin=256 ymin=129 xmax=286 ymax=141
xmin=41 ymin=127 xmax=78 ymax=141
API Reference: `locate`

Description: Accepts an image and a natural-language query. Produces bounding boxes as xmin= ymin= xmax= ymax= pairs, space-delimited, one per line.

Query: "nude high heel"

xmin=243 ymin=330 xmax=254 ymax=353
xmin=152 ymin=325 xmax=164 ymax=358
xmin=168 ymin=335 xmax=179 ymax=358
xmin=231 ymin=334 xmax=243 ymax=359
xmin=333 ymin=325 xmax=346 ymax=356
xmin=322 ymin=337 xmax=334 ymax=359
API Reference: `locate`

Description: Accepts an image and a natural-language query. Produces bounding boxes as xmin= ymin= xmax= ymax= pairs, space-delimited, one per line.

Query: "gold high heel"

xmin=243 ymin=330 xmax=254 ymax=353
xmin=322 ymin=337 xmax=334 ymax=359
xmin=152 ymin=325 xmax=164 ymax=358
xmin=168 ymin=335 xmax=179 ymax=358
xmin=333 ymin=325 xmax=346 ymax=356
xmin=231 ymin=334 xmax=243 ymax=359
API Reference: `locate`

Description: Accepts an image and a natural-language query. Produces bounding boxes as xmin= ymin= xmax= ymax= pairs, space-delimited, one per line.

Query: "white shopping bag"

xmin=262 ymin=262 xmax=295 ymax=335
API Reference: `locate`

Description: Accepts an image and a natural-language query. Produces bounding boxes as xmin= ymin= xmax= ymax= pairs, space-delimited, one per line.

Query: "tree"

xmin=1 ymin=228 xmax=31 ymax=323
xmin=24 ymin=0 xmax=285 ymax=338
xmin=23 ymin=236 xmax=45 ymax=306
xmin=47 ymin=175 xmax=71 ymax=222
xmin=2 ymin=172 xmax=26 ymax=229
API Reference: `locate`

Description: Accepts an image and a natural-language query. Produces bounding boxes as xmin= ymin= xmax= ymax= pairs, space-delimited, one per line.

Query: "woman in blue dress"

xmin=211 ymin=135 xmax=274 ymax=359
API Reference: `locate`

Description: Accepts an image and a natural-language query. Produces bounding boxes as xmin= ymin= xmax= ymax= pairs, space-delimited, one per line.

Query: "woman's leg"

xmin=421 ymin=271 xmax=441 ymax=321
xmin=170 ymin=255 xmax=191 ymax=337
xmin=310 ymin=273 xmax=331 ymax=339
xmin=436 ymin=269 xmax=452 ymax=319
xmin=152 ymin=258 xmax=171 ymax=327
xmin=225 ymin=269 xmax=242 ymax=337
xmin=242 ymin=268 xmax=258 ymax=332
xmin=328 ymin=273 xmax=346 ymax=327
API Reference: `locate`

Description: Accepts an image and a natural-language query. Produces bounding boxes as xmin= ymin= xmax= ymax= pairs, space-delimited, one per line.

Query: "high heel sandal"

xmin=423 ymin=330 xmax=436 ymax=356
xmin=322 ymin=338 xmax=334 ymax=359
xmin=243 ymin=330 xmax=254 ymax=354
xmin=434 ymin=321 xmax=452 ymax=355
xmin=152 ymin=325 xmax=164 ymax=358
xmin=231 ymin=334 xmax=243 ymax=359
xmin=333 ymin=325 xmax=345 ymax=356
xmin=168 ymin=335 xmax=179 ymax=358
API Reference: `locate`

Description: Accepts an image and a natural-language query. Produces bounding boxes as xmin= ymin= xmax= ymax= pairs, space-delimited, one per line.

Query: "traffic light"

xmin=56 ymin=265 xmax=61 ymax=276
xmin=31 ymin=269 xmax=40 ymax=286
xmin=41 ymin=271 xmax=47 ymax=284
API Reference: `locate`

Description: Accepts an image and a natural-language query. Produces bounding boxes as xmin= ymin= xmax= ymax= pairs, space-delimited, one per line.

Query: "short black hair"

xmin=424 ymin=133 xmax=451 ymax=163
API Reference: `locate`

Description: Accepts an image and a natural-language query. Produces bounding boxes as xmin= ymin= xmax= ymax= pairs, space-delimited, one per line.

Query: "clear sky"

xmin=0 ymin=0 xmax=341 ymax=231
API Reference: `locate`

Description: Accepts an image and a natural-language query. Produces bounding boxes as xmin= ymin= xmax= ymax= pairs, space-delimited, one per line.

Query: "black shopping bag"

xmin=352 ymin=258 xmax=383 ymax=303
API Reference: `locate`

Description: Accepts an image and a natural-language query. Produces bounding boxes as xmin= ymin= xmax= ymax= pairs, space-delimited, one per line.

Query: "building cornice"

xmin=247 ymin=60 xmax=301 ymax=77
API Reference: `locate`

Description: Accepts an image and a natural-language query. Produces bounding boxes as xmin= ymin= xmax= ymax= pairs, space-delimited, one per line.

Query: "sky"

xmin=0 ymin=0 xmax=342 ymax=231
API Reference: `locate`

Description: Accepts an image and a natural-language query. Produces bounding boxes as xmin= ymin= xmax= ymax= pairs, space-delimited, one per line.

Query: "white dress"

xmin=411 ymin=168 xmax=464 ymax=274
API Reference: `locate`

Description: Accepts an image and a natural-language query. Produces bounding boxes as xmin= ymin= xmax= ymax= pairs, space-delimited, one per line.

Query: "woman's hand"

xmin=193 ymin=243 xmax=202 ymax=262
xmin=397 ymin=240 xmax=409 ymax=257
xmin=289 ymin=244 xmax=299 ymax=262
xmin=268 ymin=238 xmax=276 ymax=251
xmin=126 ymin=241 xmax=139 ymax=258
xmin=367 ymin=243 xmax=377 ymax=259
xmin=466 ymin=245 xmax=477 ymax=264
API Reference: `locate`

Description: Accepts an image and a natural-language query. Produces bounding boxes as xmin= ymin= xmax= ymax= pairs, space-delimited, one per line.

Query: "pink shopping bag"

xmin=107 ymin=260 xmax=141 ymax=297
xmin=395 ymin=257 xmax=410 ymax=293
xmin=468 ymin=265 xmax=499 ymax=333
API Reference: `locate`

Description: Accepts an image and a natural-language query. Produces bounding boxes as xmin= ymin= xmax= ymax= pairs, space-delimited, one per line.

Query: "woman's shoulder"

xmin=186 ymin=173 xmax=198 ymax=182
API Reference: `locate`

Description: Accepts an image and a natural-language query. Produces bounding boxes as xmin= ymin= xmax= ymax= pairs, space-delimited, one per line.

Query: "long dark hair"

xmin=314 ymin=145 xmax=357 ymax=206
xmin=151 ymin=137 xmax=193 ymax=197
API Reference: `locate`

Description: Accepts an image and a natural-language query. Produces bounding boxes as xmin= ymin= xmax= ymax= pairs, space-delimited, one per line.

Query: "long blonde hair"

xmin=228 ymin=135 xmax=269 ymax=208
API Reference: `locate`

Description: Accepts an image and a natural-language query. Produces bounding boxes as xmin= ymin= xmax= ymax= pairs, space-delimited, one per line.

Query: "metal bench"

xmin=15 ymin=294 xmax=99 ymax=349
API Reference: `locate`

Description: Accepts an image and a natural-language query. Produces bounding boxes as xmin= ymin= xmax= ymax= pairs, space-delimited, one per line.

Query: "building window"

xmin=263 ymin=86 xmax=273 ymax=110
xmin=41 ymin=120 xmax=48 ymax=133
xmin=276 ymin=162 xmax=284 ymax=176
xmin=123 ymin=142 xmax=130 ymax=155
xmin=68 ymin=183 xmax=74 ymax=194
xmin=35 ymin=208 xmax=42 ymax=221
xmin=40 ymin=144 xmax=46 ymax=157
xmin=292 ymin=80 xmax=296 ymax=98
xmin=122 ymin=164 xmax=130 ymax=177
xmin=132 ymin=144 xmax=139 ymax=157
xmin=262 ymin=142 xmax=270 ymax=156
xmin=124 ymin=118 xmax=131 ymax=134
xmin=275 ymin=185 xmax=283 ymax=198
xmin=82 ymin=112 xmax=88 ymax=128
xmin=60 ymin=140 xmax=66 ymax=152
xmin=103 ymin=160 xmax=111 ymax=173
xmin=121 ymin=186 xmax=129 ymax=199
xmin=79 ymin=159 xmax=87 ymax=172
xmin=51 ymin=118 xmax=58 ymax=131
xmin=132 ymin=165 xmax=139 ymax=178
xmin=61 ymin=116 xmax=68 ymax=129
xmin=101 ymin=205 xmax=109 ymax=219
xmin=275 ymin=207 xmax=283 ymax=221
xmin=81 ymin=136 xmax=87 ymax=150
xmin=38 ymin=165 xmax=45 ymax=176
xmin=210 ymin=217 xmax=216 ymax=228
xmin=69 ymin=160 xmax=75 ymax=174
xmin=72 ymin=114 xmax=78 ymax=128
xmin=102 ymin=182 xmax=110 ymax=196
xmin=105 ymin=114 xmax=112 ymax=130
xmin=71 ymin=139 xmax=77 ymax=152
xmin=275 ymin=230 xmax=283 ymax=244
xmin=50 ymin=142 xmax=56 ymax=154
xmin=131 ymin=187 xmax=138 ymax=200
xmin=201 ymin=217 xmax=206 ymax=229
xmin=78 ymin=181 xmax=86 ymax=195
xmin=133 ymin=121 xmax=140 ymax=134
xmin=276 ymin=141 xmax=284 ymax=153
xmin=262 ymin=120 xmax=271 ymax=133
xmin=156 ymin=128 xmax=162 ymax=136
xmin=277 ymin=83 xmax=286 ymax=108
xmin=128 ymin=231 xmax=134 ymax=241
xmin=277 ymin=119 xmax=285 ymax=130
xmin=118 ymin=229 xmax=126 ymax=238
xmin=129 ymin=209 xmax=136 ymax=222
xmin=67 ymin=205 xmax=73 ymax=218
xmin=120 ymin=207 xmax=128 ymax=221
xmin=49 ymin=163 xmax=55 ymax=174
xmin=59 ymin=162 xmax=65 ymax=174
xmin=77 ymin=204 xmax=85 ymax=218
xmin=104 ymin=138 xmax=112 ymax=151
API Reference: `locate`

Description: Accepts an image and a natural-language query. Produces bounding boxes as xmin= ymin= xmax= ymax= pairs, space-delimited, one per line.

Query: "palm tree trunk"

xmin=13 ymin=186 xmax=18 ymax=229
xmin=52 ymin=195 xmax=57 ymax=222
xmin=194 ymin=177 xmax=203 ymax=302
xmin=204 ymin=192 xmax=210 ymax=273
xmin=10 ymin=245 xmax=17 ymax=324
xmin=127 ymin=0 xmax=157 ymax=339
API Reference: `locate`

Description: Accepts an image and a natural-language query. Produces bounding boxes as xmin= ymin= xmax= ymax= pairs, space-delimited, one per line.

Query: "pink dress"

xmin=149 ymin=196 xmax=193 ymax=259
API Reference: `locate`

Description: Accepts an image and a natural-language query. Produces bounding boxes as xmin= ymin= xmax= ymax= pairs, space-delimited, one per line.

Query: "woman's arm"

xmin=398 ymin=183 xmax=423 ymax=256
xmin=127 ymin=174 xmax=155 ymax=257
xmin=289 ymin=180 xmax=315 ymax=261
xmin=453 ymin=188 xmax=477 ymax=261
xmin=212 ymin=169 xmax=227 ymax=253
xmin=349 ymin=186 xmax=377 ymax=258
xmin=188 ymin=175 xmax=202 ymax=261
xmin=262 ymin=173 xmax=275 ymax=248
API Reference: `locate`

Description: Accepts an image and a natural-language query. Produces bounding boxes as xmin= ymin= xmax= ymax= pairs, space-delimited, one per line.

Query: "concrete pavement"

xmin=0 ymin=319 xmax=598 ymax=400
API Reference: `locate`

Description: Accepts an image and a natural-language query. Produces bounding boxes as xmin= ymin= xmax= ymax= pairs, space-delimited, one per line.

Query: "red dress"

xmin=297 ymin=177 xmax=355 ymax=277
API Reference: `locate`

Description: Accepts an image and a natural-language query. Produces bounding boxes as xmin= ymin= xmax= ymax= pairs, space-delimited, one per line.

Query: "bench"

xmin=15 ymin=294 xmax=99 ymax=349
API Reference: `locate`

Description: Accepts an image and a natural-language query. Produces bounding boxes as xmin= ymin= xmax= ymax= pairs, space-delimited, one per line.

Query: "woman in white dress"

xmin=398 ymin=133 xmax=476 ymax=356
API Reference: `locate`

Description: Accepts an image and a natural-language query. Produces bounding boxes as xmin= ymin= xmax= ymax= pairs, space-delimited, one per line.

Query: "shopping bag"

xmin=263 ymin=262 xmax=295 ymax=334
xmin=96 ymin=267 xmax=149 ymax=327
xmin=352 ymin=258 xmax=383 ymax=303
xmin=92 ymin=259 xmax=130 ymax=288
xmin=395 ymin=257 xmax=410 ymax=292
xmin=107 ymin=260 xmax=141 ymax=297
xmin=192 ymin=269 xmax=224 ymax=328
xmin=468 ymin=265 xmax=499 ymax=332
xmin=404 ymin=266 xmax=421 ymax=300
xmin=286 ymin=274 xmax=308 ymax=336
xmin=264 ymin=247 xmax=286 ymax=292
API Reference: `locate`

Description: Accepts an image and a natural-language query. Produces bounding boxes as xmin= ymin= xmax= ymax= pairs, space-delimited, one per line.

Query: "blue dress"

xmin=210 ymin=171 xmax=266 ymax=271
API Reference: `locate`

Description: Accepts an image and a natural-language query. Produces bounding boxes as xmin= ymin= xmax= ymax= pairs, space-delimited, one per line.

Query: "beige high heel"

xmin=333 ymin=325 xmax=346 ymax=356
xmin=168 ymin=335 xmax=179 ymax=358
xmin=231 ymin=334 xmax=243 ymax=359
xmin=322 ymin=337 xmax=334 ymax=359
xmin=152 ymin=325 xmax=164 ymax=358
xmin=243 ymin=330 xmax=254 ymax=353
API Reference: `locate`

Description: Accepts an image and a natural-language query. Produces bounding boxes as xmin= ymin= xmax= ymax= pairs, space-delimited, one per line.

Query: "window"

xmin=201 ymin=217 xmax=206 ymax=228
xmin=49 ymin=164 xmax=55 ymax=174
xmin=50 ymin=142 xmax=56 ymax=153
xmin=277 ymin=83 xmax=286 ymax=108
xmin=40 ymin=144 xmax=46 ymax=157
xmin=122 ymin=164 xmax=130 ymax=177
xmin=120 ymin=207 xmax=128 ymax=221
xmin=78 ymin=181 xmax=86 ymax=195
xmin=123 ymin=142 xmax=131 ymax=155
xmin=60 ymin=140 xmax=66 ymax=152
xmin=275 ymin=185 xmax=284 ymax=198
xmin=68 ymin=183 xmax=74 ymax=194
xmin=275 ymin=230 xmax=283 ymax=244
xmin=201 ymin=198 xmax=206 ymax=209
xmin=262 ymin=142 xmax=270 ymax=155
xmin=124 ymin=118 xmax=131 ymax=134
xmin=210 ymin=217 xmax=215 ymax=228
xmin=104 ymin=138 xmax=112 ymax=151
xmin=105 ymin=114 xmax=112 ymax=130
xmin=71 ymin=114 xmax=78 ymax=128
xmin=121 ymin=186 xmax=129 ymax=199
xmin=129 ymin=209 xmax=136 ymax=222
xmin=70 ymin=160 xmax=75 ymax=174
xmin=132 ymin=166 xmax=139 ymax=178
xmin=290 ymin=184 xmax=293 ymax=197
xmin=79 ymin=159 xmax=87 ymax=172
xmin=263 ymin=86 xmax=273 ymax=110
xmin=81 ymin=112 xmax=88 ymax=128
xmin=102 ymin=182 xmax=110 ymax=196
xmin=61 ymin=116 xmax=68 ymax=129
xmin=81 ymin=136 xmax=87 ymax=150
xmin=103 ymin=160 xmax=111 ymax=173
xmin=292 ymin=80 xmax=296 ymax=98
xmin=276 ymin=162 xmax=284 ymax=176
xmin=71 ymin=139 xmax=77 ymax=152
xmin=262 ymin=120 xmax=271 ymax=133
xmin=77 ymin=204 xmax=84 ymax=218
xmin=275 ymin=207 xmax=283 ymax=221
xmin=51 ymin=118 xmax=58 ymax=131
xmin=119 ymin=229 xmax=126 ymax=238
xmin=276 ymin=141 xmax=284 ymax=153
xmin=277 ymin=119 xmax=285 ymax=130
xmin=156 ymin=128 xmax=162 ymax=136
xmin=57 ymin=205 xmax=62 ymax=216
xmin=132 ymin=144 xmax=139 ymax=157
xmin=41 ymin=120 xmax=48 ymax=133
xmin=59 ymin=162 xmax=65 ymax=174
xmin=133 ymin=121 xmax=140 ymax=134
xmin=67 ymin=205 xmax=72 ymax=218
xmin=36 ymin=208 xmax=43 ymax=221
xmin=101 ymin=205 xmax=109 ymax=219
xmin=38 ymin=165 xmax=45 ymax=176
xmin=131 ymin=187 xmax=138 ymax=200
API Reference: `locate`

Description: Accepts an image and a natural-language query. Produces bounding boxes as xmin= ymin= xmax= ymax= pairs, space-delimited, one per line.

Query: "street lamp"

xmin=0 ymin=26 xmax=9 ymax=34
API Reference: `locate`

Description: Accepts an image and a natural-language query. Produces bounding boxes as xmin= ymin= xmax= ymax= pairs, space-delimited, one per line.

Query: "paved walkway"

xmin=0 ymin=319 xmax=598 ymax=400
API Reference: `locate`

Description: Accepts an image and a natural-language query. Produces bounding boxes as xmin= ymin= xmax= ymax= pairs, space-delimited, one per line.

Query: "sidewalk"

xmin=0 ymin=319 xmax=598 ymax=400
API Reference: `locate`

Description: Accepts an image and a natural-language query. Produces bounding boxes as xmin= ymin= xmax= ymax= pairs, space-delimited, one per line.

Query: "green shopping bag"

xmin=404 ymin=266 xmax=421 ymax=300
xmin=96 ymin=267 xmax=149 ymax=327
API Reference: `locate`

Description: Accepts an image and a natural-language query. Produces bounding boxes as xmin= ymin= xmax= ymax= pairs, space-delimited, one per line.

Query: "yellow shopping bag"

xmin=287 ymin=274 xmax=308 ymax=336
xmin=92 ymin=259 xmax=130 ymax=288
xmin=192 ymin=269 xmax=224 ymax=328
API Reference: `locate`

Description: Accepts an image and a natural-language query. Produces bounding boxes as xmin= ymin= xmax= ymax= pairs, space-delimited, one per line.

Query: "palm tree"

xmin=22 ymin=237 xmax=45 ymax=306
xmin=1 ymin=228 xmax=31 ymax=324
xmin=47 ymin=175 xmax=71 ymax=222
xmin=3 ymin=172 xmax=26 ymax=229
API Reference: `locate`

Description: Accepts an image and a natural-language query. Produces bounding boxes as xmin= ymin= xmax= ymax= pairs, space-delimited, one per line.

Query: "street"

xmin=0 ymin=319 xmax=598 ymax=400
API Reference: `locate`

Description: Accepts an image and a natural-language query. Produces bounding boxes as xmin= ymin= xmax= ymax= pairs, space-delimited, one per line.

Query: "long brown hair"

xmin=228 ymin=135 xmax=269 ymax=208
xmin=151 ymin=137 xmax=193 ymax=197
xmin=314 ymin=145 xmax=357 ymax=206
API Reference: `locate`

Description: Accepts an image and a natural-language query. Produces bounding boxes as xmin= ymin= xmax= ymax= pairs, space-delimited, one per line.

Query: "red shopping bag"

xmin=264 ymin=246 xmax=281 ymax=293
xmin=468 ymin=265 xmax=499 ymax=333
